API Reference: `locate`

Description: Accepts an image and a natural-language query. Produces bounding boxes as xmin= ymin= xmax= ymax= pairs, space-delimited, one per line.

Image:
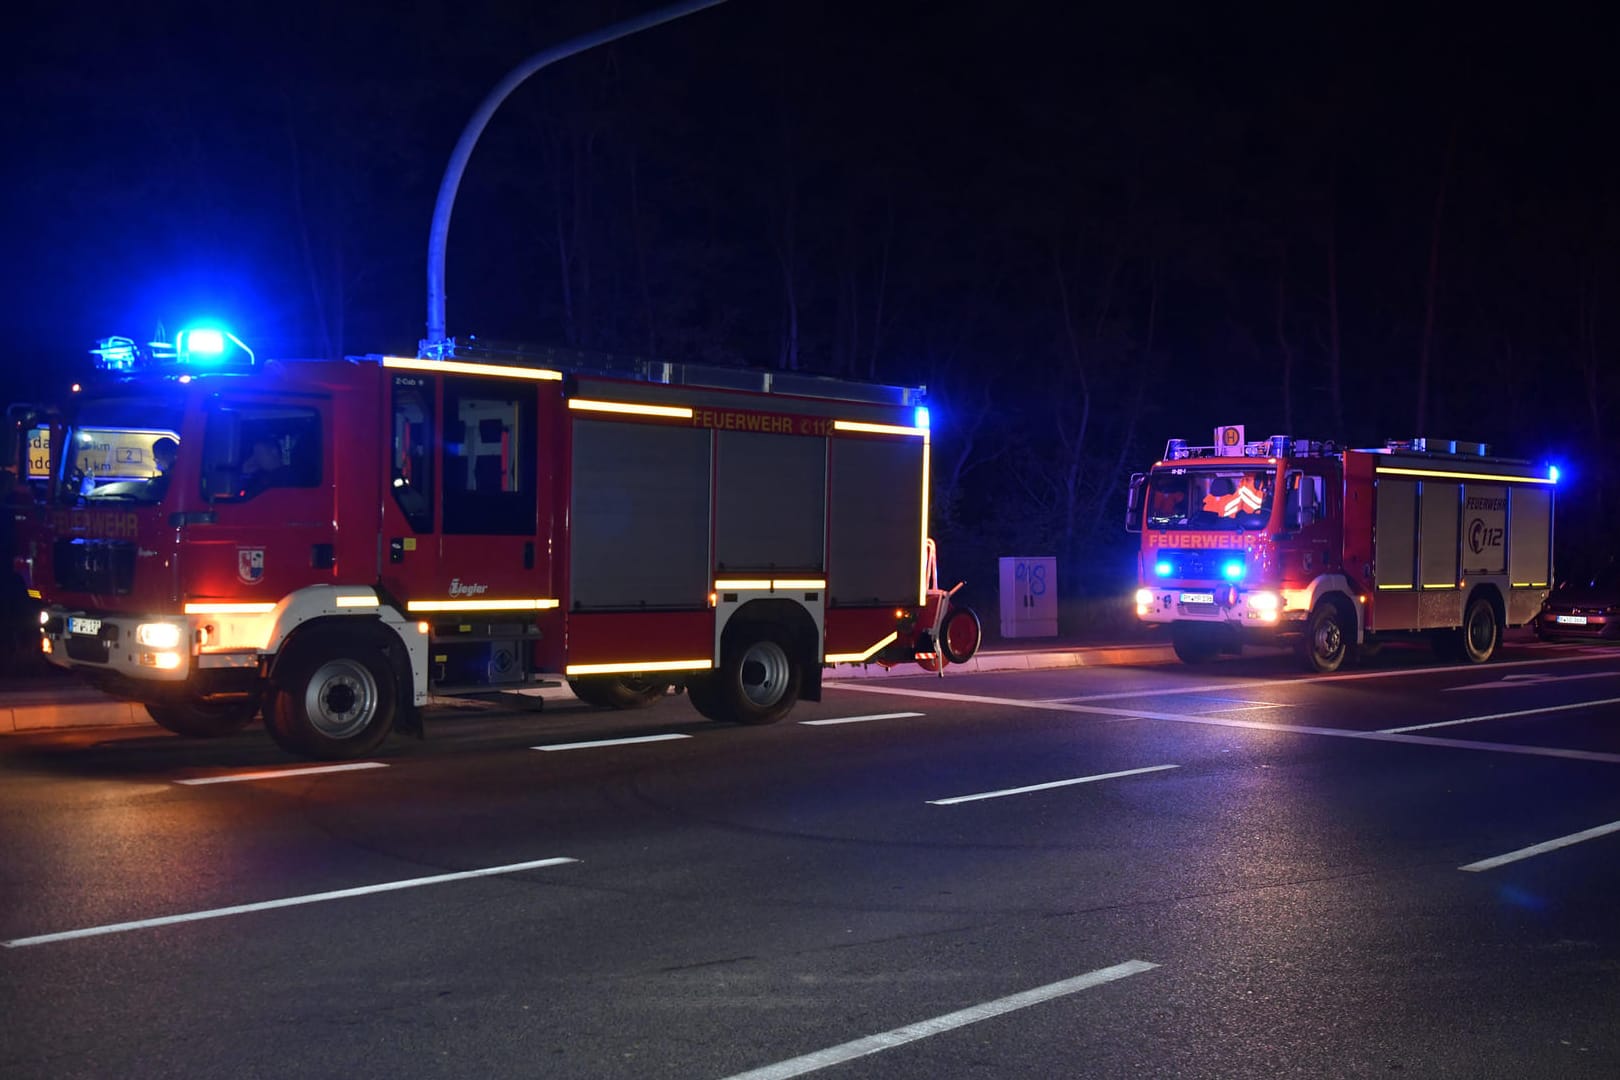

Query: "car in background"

xmin=1536 ymin=561 xmax=1620 ymax=642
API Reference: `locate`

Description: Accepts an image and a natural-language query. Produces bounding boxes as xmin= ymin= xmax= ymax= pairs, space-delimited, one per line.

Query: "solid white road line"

xmin=2 ymin=857 xmax=578 ymax=949
xmin=1016 ymin=652 xmax=1620 ymax=705
xmin=800 ymin=712 xmax=924 ymax=726
xmin=1380 ymin=697 xmax=1620 ymax=733
xmin=929 ymin=764 xmax=1180 ymax=805
xmin=174 ymin=762 xmax=389 ymax=785
xmin=829 ymin=683 xmax=1620 ymax=765
xmin=1445 ymin=671 xmax=1620 ymax=691
xmin=1460 ymin=820 xmax=1620 ymax=872
xmin=532 ymin=733 xmax=692 ymax=751
xmin=716 ymin=960 xmax=1158 ymax=1080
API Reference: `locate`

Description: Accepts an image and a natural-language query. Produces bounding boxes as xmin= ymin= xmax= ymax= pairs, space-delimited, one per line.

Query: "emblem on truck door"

xmin=237 ymin=547 xmax=265 ymax=584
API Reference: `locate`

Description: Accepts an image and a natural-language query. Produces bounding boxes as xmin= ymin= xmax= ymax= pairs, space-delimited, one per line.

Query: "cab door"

xmin=180 ymin=394 xmax=336 ymax=604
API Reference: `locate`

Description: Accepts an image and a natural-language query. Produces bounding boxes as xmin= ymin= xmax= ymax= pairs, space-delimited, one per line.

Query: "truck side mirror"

xmin=1125 ymin=472 xmax=1145 ymax=534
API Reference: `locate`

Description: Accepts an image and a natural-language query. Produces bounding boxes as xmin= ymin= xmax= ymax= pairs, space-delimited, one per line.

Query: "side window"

xmin=441 ymin=377 xmax=536 ymax=535
xmin=1285 ymin=470 xmax=1324 ymax=529
xmin=391 ymin=376 xmax=434 ymax=532
xmin=201 ymin=400 xmax=323 ymax=501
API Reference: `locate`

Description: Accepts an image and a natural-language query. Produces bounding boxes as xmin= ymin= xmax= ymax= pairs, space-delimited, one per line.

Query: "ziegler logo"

xmin=1467 ymin=517 xmax=1504 ymax=555
xmin=448 ymin=578 xmax=489 ymax=597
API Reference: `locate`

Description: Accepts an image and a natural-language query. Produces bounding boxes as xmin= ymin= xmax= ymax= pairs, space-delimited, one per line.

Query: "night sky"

xmin=10 ymin=1 xmax=1617 ymax=588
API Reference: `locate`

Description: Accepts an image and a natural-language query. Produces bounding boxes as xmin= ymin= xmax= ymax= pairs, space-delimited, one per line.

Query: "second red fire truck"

xmin=1127 ymin=425 xmax=1556 ymax=672
xmin=11 ymin=331 xmax=981 ymax=758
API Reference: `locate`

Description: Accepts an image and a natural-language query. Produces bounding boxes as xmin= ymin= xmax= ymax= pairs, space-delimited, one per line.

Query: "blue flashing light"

xmin=184 ymin=328 xmax=226 ymax=354
xmin=91 ymin=325 xmax=256 ymax=373
xmin=1549 ymin=465 xmax=1560 ymax=484
xmin=1154 ymin=559 xmax=1173 ymax=577
xmin=914 ymin=406 xmax=930 ymax=430
xmin=1221 ymin=558 xmax=1245 ymax=581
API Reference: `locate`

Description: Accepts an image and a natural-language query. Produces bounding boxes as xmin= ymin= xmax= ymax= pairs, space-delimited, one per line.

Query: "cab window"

xmin=201 ymin=400 xmax=322 ymax=501
xmin=441 ymin=377 xmax=536 ymax=535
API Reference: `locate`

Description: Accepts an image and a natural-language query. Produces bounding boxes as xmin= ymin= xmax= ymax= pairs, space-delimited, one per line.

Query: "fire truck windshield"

xmin=56 ymin=395 xmax=184 ymax=505
xmin=1147 ymin=467 xmax=1278 ymax=531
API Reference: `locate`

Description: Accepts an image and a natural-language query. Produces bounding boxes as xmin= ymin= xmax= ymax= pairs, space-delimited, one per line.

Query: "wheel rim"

xmin=1315 ymin=616 xmax=1344 ymax=663
xmin=302 ymin=657 xmax=380 ymax=739
xmin=737 ymin=639 xmax=791 ymax=709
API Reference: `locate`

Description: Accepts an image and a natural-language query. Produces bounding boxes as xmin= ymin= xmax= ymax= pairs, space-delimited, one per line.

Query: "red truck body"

xmin=1127 ymin=426 xmax=1555 ymax=671
xmin=12 ymin=336 xmax=980 ymax=756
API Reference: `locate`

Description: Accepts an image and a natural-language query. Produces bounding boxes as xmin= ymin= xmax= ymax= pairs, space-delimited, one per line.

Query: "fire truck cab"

xmin=1127 ymin=425 xmax=1556 ymax=672
xmin=13 ymin=331 xmax=980 ymax=758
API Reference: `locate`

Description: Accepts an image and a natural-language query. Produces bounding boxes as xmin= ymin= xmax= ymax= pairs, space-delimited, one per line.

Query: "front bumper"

xmin=1135 ymin=585 xmax=1306 ymax=633
xmin=1537 ymin=611 xmax=1620 ymax=641
xmin=42 ymin=609 xmax=195 ymax=681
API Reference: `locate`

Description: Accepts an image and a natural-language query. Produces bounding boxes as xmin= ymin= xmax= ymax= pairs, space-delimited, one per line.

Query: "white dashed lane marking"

xmin=175 ymin=762 xmax=389 ymax=785
xmin=928 ymin=764 xmax=1180 ymax=805
xmin=716 ymin=961 xmax=1158 ymax=1080
xmin=3 ymin=857 xmax=578 ymax=949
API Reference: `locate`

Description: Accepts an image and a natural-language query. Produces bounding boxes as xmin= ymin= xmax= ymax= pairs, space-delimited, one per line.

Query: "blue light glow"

xmin=185 ymin=328 xmax=225 ymax=354
xmin=1154 ymin=560 xmax=1173 ymax=577
xmin=1549 ymin=465 xmax=1560 ymax=484
xmin=914 ymin=406 xmax=930 ymax=430
xmin=1221 ymin=559 xmax=1245 ymax=581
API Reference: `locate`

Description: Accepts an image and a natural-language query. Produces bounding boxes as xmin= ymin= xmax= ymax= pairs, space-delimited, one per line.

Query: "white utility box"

xmin=999 ymin=556 xmax=1057 ymax=638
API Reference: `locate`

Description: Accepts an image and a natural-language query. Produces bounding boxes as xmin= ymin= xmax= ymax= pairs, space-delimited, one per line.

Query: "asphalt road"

xmin=3 ymin=639 xmax=1619 ymax=1079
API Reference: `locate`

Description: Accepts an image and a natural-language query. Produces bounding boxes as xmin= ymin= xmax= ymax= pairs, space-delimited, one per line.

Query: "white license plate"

xmin=1180 ymin=592 xmax=1215 ymax=605
xmin=68 ymin=616 xmax=103 ymax=636
xmin=1555 ymin=615 xmax=1588 ymax=625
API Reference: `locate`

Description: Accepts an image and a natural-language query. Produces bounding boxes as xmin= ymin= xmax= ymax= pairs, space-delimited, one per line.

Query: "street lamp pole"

xmin=423 ymin=0 xmax=731 ymax=353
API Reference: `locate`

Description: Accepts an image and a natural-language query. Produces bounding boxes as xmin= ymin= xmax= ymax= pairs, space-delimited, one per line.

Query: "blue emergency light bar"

xmin=91 ymin=326 xmax=255 ymax=372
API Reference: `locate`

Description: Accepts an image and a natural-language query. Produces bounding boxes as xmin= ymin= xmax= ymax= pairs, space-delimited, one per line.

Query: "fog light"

xmin=142 ymin=651 xmax=183 ymax=670
xmin=41 ymin=636 xmax=53 ymax=655
xmin=137 ymin=622 xmax=183 ymax=649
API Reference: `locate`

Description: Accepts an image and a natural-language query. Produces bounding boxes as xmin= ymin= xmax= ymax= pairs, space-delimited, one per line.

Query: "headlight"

xmin=1248 ymin=592 xmax=1281 ymax=612
xmin=136 ymin=622 xmax=184 ymax=649
xmin=1135 ymin=588 xmax=1155 ymax=607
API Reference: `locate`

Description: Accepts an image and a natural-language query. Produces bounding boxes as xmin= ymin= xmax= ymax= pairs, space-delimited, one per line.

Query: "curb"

xmin=0 ymin=641 xmax=1175 ymax=735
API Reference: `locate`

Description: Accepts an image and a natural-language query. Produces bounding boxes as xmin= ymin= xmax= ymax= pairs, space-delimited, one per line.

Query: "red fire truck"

xmin=11 ymin=331 xmax=980 ymax=758
xmin=1126 ymin=425 xmax=1556 ymax=672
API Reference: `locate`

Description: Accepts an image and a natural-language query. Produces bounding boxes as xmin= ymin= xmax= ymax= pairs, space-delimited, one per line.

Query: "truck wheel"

xmin=568 ymin=676 xmax=668 ymax=709
xmin=1302 ymin=602 xmax=1350 ymax=673
xmin=683 ymin=674 xmax=724 ymax=721
xmin=1458 ymin=596 xmax=1499 ymax=664
xmin=712 ymin=626 xmax=802 ymax=725
xmin=145 ymin=698 xmax=260 ymax=738
xmin=269 ymin=630 xmax=397 ymax=759
xmin=940 ymin=605 xmax=983 ymax=665
xmin=1171 ymin=625 xmax=1219 ymax=664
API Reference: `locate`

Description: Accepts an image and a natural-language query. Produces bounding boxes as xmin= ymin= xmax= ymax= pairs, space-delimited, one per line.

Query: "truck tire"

xmin=145 ymin=698 xmax=260 ymax=738
xmin=710 ymin=625 xmax=802 ymax=725
xmin=1458 ymin=596 xmax=1499 ymax=664
xmin=940 ymin=605 xmax=983 ymax=665
xmin=268 ymin=629 xmax=397 ymax=759
xmin=1301 ymin=602 xmax=1351 ymax=674
xmin=568 ymin=675 xmax=667 ymax=709
xmin=1171 ymin=625 xmax=1219 ymax=664
xmin=683 ymin=674 xmax=724 ymax=721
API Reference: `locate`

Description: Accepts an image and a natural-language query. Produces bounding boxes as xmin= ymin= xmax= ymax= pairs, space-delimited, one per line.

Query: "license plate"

xmin=68 ymin=616 xmax=103 ymax=636
xmin=1555 ymin=615 xmax=1588 ymax=625
xmin=1180 ymin=592 xmax=1215 ymax=605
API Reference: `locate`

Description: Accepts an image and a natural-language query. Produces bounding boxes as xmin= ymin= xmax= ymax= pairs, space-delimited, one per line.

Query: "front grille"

xmin=53 ymin=539 xmax=137 ymax=595
xmin=1157 ymin=549 xmax=1239 ymax=580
